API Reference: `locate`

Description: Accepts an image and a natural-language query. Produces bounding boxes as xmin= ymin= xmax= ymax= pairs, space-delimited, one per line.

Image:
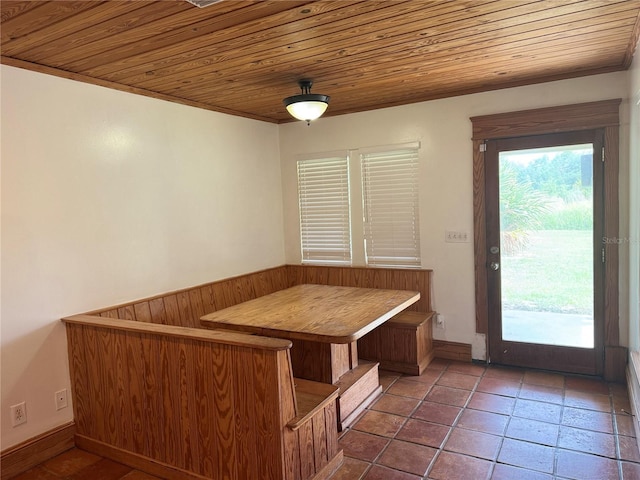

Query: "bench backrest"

xmin=286 ymin=265 xmax=432 ymax=313
xmin=87 ymin=265 xmax=432 ymax=328
xmin=88 ymin=266 xmax=290 ymax=327
xmin=64 ymin=315 xmax=296 ymax=480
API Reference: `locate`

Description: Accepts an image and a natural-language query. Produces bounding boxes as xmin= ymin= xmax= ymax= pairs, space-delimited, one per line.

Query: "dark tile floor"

xmin=332 ymin=359 xmax=640 ymax=479
xmin=11 ymin=360 xmax=640 ymax=480
xmin=10 ymin=447 xmax=162 ymax=480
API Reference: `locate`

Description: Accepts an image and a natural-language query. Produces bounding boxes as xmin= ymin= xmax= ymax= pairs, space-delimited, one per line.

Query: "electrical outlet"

xmin=435 ymin=314 xmax=445 ymax=329
xmin=10 ymin=402 xmax=27 ymax=427
xmin=55 ymin=389 xmax=68 ymax=410
xmin=445 ymin=230 xmax=470 ymax=243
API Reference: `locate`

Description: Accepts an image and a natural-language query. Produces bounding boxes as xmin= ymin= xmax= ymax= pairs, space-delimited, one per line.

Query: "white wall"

xmin=280 ymin=72 xmax=630 ymax=361
xmin=0 ymin=65 xmax=285 ymax=449
xmin=629 ymin=42 xmax=640 ymax=352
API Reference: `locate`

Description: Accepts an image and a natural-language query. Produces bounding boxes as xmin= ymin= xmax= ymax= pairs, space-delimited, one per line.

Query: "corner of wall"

xmin=626 ymin=352 xmax=640 ymax=450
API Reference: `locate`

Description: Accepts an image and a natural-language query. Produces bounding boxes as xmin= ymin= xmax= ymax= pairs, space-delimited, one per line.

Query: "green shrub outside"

xmin=538 ymin=200 xmax=592 ymax=230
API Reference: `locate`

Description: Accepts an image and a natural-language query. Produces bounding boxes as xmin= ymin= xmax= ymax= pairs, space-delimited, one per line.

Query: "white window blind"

xmin=297 ymin=155 xmax=352 ymax=265
xmin=361 ymin=146 xmax=421 ymax=267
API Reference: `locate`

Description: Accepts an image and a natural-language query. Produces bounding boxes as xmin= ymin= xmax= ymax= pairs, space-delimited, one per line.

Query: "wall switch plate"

xmin=435 ymin=314 xmax=445 ymax=329
xmin=445 ymin=230 xmax=469 ymax=243
xmin=55 ymin=389 xmax=68 ymax=410
xmin=10 ymin=402 xmax=27 ymax=427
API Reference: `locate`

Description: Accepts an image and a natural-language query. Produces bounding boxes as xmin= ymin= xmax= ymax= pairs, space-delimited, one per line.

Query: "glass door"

xmin=485 ymin=130 xmax=604 ymax=375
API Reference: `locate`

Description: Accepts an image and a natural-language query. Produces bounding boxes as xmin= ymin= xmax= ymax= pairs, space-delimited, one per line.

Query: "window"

xmin=361 ymin=146 xmax=421 ymax=267
xmin=297 ymin=143 xmax=421 ymax=268
xmin=297 ymin=153 xmax=352 ymax=265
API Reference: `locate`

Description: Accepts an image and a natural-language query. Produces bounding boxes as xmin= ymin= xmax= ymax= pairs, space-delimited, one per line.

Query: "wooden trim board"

xmin=605 ymin=345 xmax=629 ymax=383
xmin=74 ymin=435 xmax=209 ymax=480
xmin=626 ymin=352 xmax=640 ymax=452
xmin=0 ymin=422 xmax=75 ymax=480
xmin=433 ymin=340 xmax=473 ymax=363
xmin=310 ymin=450 xmax=344 ymax=480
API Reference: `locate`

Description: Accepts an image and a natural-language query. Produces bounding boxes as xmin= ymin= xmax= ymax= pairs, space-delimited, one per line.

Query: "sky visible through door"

xmin=499 ymin=144 xmax=594 ymax=349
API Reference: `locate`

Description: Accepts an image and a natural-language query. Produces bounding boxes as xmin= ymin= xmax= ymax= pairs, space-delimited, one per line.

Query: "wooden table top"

xmin=200 ymin=284 xmax=420 ymax=344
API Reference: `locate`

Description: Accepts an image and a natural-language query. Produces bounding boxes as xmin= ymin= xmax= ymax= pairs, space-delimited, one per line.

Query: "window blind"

xmin=361 ymin=146 xmax=421 ymax=267
xmin=297 ymin=155 xmax=352 ymax=265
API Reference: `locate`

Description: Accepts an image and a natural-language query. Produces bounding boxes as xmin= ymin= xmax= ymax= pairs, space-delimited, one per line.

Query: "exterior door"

xmin=485 ymin=130 xmax=604 ymax=375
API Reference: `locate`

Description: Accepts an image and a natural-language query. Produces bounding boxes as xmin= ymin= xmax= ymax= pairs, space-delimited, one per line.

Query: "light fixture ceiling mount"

xmin=283 ymin=79 xmax=330 ymax=125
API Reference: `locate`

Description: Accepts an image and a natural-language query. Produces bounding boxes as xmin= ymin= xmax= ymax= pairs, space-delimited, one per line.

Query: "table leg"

xmin=289 ymin=340 xmax=357 ymax=383
xmin=289 ymin=340 xmax=381 ymax=430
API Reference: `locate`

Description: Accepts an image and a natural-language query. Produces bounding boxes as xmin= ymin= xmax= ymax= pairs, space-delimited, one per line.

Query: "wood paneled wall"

xmin=65 ymin=316 xmax=293 ymax=479
xmin=285 ymin=265 xmax=433 ymax=313
xmin=88 ymin=265 xmax=433 ymax=328
xmin=89 ymin=266 xmax=290 ymax=327
xmin=63 ymin=315 xmax=340 ymax=480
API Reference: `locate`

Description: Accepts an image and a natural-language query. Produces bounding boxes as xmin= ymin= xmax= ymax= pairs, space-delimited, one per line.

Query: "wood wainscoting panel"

xmin=286 ymin=265 xmax=433 ymax=314
xmin=64 ymin=318 xmax=294 ymax=480
xmin=87 ymin=265 xmax=432 ymax=333
xmin=88 ymin=265 xmax=290 ymax=327
xmin=0 ymin=422 xmax=76 ymax=480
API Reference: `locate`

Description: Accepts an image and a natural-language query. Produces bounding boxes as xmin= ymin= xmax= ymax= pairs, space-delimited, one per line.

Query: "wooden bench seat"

xmin=62 ymin=315 xmax=342 ymax=480
xmin=54 ymin=265 xmax=440 ymax=479
xmin=289 ymin=379 xmax=339 ymax=430
xmin=358 ymin=310 xmax=435 ymax=375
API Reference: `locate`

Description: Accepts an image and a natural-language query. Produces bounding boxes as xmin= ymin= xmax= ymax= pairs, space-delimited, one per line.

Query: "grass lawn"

xmin=500 ymin=230 xmax=593 ymax=315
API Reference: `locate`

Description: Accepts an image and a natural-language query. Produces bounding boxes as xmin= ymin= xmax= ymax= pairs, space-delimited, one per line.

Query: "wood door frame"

xmin=470 ymin=99 xmax=625 ymax=380
xmin=485 ymin=130 xmax=605 ymax=375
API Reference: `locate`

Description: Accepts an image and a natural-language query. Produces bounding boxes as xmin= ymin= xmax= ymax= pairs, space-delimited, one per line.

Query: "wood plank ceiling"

xmin=2 ymin=0 xmax=639 ymax=124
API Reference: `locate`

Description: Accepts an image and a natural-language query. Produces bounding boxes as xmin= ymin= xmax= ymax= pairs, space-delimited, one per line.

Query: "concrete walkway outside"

xmin=502 ymin=309 xmax=594 ymax=349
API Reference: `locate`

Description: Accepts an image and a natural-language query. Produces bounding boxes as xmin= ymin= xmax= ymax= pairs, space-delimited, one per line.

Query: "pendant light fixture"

xmin=283 ymin=80 xmax=330 ymax=125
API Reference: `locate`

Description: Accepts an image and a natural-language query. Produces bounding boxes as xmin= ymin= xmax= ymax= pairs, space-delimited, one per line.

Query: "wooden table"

xmin=200 ymin=284 xmax=420 ymax=428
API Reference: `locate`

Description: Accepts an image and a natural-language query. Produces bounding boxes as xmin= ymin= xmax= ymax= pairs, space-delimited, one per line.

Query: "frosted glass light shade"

xmin=285 ymin=98 xmax=329 ymax=122
xmin=283 ymin=79 xmax=330 ymax=123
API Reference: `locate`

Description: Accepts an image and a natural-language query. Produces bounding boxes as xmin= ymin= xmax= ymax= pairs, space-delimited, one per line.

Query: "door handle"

xmin=490 ymin=262 xmax=500 ymax=271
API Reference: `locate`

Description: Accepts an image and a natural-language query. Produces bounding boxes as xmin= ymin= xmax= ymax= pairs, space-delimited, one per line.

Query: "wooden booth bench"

xmin=286 ymin=266 xmax=435 ymax=377
xmin=87 ymin=265 xmax=436 ymax=379
xmin=357 ymin=310 xmax=435 ymax=375
xmin=66 ymin=265 xmax=435 ymax=477
xmin=62 ymin=314 xmax=342 ymax=480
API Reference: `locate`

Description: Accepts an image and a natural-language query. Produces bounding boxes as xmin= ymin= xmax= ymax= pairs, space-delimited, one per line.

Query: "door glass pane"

xmin=499 ymin=144 xmax=594 ymax=349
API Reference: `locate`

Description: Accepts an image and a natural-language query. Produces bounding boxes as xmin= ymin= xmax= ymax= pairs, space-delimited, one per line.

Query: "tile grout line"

xmin=342 ymin=363 xmax=640 ymax=480
xmin=391 ymin=365 xmax=448 ymax=479
xmin=478 ymin=363 xmax=522 ymax=480
xmin=422 ymin=363 xmax=460 ymax=479
xmin=423 ymin=362 xmax=503 ymax=479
